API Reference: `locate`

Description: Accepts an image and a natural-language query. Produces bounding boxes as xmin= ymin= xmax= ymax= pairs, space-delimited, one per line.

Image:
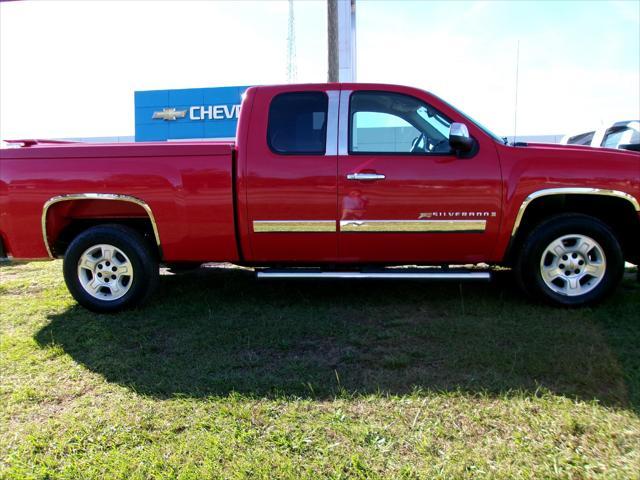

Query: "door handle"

xmin=346 ymin=173 xmax=386 ymax=181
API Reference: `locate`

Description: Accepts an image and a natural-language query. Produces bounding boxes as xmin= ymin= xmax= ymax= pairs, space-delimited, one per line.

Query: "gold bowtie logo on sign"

xmin=152 ymin=108 xmax=187 ymax=121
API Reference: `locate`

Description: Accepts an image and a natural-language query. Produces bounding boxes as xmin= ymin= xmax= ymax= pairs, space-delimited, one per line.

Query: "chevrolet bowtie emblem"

xmin=152 ymin=108 xmax=187 ymax=121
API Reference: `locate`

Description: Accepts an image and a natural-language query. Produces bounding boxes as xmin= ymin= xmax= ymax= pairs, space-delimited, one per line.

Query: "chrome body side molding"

xmin=511 ymin=187 xmax=640 ymax=237
xmin=253 ymin=220 xmax=337 ymax=233
xmin=42 ymin=193 xmax=161 ymax=258
xmin=252 ymin=219 xmax=486 ymax=233
xmin=340 ymin=219 xmax=487 ymax=233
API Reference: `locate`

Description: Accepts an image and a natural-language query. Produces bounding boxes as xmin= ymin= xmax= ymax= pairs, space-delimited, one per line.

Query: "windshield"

xmin=429 ymin=92 xmax=506 ymax=144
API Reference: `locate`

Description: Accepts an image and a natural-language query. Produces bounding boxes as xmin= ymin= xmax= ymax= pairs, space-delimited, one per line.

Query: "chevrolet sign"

xmin=152 ymin=108 xmax=187 ymax=121
xmin=152 ymin=105 xmax=240 ymax=121
xmin=135 ymin=86 xmax=249 ymax=141
xmin=189 ymin=104 xmax=240 ymax=121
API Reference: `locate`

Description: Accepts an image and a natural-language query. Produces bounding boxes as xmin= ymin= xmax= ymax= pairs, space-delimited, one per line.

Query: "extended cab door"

xmin=337 ymin=88 xmax=502 ymax=264
xmin=242 ymin=86 xmax=339 ymax=262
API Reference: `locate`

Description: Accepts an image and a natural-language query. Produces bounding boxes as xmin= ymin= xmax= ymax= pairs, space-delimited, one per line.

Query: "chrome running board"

xmin=257 ymin=269 xmax=491 ymax=281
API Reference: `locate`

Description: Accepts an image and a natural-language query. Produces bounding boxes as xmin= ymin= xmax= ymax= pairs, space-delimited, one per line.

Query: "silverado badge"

xmin=419 ymin=211 xmax=497 ymax=219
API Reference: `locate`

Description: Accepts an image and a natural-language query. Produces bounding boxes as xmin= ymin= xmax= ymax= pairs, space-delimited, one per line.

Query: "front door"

xmin=337 ymin=89 xmax=502 ymax=264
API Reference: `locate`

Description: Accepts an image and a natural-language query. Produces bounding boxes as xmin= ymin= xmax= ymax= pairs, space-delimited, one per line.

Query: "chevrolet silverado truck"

xmin=1 ymin=83 xmax=639 ymax=312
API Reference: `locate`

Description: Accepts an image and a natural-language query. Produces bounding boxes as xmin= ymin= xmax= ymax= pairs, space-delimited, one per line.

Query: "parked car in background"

xmin=562 ymin=120 xmax=640 ymax=151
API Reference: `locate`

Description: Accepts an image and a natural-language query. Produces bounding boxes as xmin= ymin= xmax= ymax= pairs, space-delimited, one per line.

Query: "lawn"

xmin=1 ymin=261 xmax=639 ymax=479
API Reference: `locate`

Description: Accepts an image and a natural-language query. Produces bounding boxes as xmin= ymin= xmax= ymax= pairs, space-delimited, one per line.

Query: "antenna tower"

xmin=513 ymin=40 xmax=520 ymax=144
xmin=287 ymin=0 xmax=297 ymax=83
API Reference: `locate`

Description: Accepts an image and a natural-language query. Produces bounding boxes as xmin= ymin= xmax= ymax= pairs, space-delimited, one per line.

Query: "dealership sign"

xmin=134 ymin=85 xmax=249 ymax=142
xmin=151 ymin=105 xmax=241 ymax=122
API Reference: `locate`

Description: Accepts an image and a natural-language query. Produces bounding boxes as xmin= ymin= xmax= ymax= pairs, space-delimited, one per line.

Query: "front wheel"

xmin=63 ymin=225 xmax=159 ymax=312
xmin=515 ymin=214 xmax=624 ymax=307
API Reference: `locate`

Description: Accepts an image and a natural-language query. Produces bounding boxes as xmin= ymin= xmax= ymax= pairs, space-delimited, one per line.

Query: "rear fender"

xmin=42 ymin=194 xmax=161 ymax=258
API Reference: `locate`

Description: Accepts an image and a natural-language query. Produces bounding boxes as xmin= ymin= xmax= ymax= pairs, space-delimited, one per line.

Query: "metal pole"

xmin=337 ymin=0 xmax=356 ymax=82
xmin=327 ymin=0 xmax=339 ymax=82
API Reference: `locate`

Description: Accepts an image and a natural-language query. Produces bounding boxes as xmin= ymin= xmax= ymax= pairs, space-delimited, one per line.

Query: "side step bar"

xmin=257 ymin=269 xmax=491 ymax=281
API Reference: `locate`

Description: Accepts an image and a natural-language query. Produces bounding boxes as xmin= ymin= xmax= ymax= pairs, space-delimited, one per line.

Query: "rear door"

xmin=337 ymin=89 xmax=502 ymax=264
xmin=244 ymin=86 xmax=339 ymax=262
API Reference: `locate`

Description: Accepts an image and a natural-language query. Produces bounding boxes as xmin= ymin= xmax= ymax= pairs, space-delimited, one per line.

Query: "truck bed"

xmin=0 ymin=141 xmax=239 ymax=262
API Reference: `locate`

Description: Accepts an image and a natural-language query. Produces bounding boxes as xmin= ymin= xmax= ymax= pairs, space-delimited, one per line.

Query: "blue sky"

xmin=1 ymin=0 xmax=638 ymax=138
xmin=357 ymin=0 xmax=639 ymax=136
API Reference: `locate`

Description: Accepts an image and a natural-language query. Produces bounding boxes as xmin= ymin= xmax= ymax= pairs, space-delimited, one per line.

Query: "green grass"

xmin=1 ymin=260 xmax=639 ymax=479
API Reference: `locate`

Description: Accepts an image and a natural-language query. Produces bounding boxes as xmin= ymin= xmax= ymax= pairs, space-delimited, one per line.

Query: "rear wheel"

xmin=63 ymin=225 xmax=159 ymax=312
xmin=515 ymin=214 xmax=624 ymax=307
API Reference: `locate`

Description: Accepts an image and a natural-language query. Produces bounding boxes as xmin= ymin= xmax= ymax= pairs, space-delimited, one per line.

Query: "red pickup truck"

xmin=1 ymin=83 xmax=639 ymax=311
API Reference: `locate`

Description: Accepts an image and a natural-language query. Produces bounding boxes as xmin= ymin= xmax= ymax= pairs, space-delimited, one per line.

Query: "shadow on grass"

xmin=36 ymin=268 xmax=640 ymax=409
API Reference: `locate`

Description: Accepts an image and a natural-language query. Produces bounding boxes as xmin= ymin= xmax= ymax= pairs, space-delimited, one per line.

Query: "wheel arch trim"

xmin=42 ymin=193 xmax=161 ymax=258
xmin=510 ymin=187 xmax=640 ymax=238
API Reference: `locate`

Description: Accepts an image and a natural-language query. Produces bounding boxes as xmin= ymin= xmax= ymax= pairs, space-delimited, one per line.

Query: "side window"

xmin=352 ymin=112 xmax=420 ymax=153
xmin=268 ymin=92 xmax=328 ymax=154
xmin=349 ymin=91 xmax=453 ymax=154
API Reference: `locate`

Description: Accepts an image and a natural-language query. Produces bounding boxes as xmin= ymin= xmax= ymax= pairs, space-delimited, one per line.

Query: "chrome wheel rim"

xmin=539 ymin=234 xmax=606 ymax=297
xmin=77 ymin=244 xmax=134 ymax=301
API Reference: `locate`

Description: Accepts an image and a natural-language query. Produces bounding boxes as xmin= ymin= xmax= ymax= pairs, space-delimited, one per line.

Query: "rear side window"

xmin=268 ymin=92 xmax=328 ymax=154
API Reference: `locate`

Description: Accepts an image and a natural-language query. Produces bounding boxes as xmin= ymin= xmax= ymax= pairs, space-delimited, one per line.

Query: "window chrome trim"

xmin=42 ymin=193 xmax=161 ymax=258
xmin=325 ymin=90 xmax=339 ymax=156
xmin=340 ymin=219 xmax=486 ymax=233
xmin=338 ymin=90 xmax=352 ymax=156
xmin=511 ymin=187 xmax=640 ymax=237
xmin=253 ymin=220 xmax=337 ymax=233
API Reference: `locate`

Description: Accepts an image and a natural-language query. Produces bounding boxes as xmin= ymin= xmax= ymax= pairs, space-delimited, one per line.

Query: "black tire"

xmin=63 ymin=224 xmax=159 ymax=313
xmin=515 ymin=214 xmax=624 ymax=307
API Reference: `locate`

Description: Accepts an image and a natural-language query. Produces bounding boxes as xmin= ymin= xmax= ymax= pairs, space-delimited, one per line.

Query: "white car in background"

xmin=561 ymin=120 xmax=640 ymax=152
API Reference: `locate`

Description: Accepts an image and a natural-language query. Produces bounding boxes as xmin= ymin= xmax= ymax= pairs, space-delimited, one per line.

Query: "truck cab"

xmin=236 ymin=84 xmax=502 ymax=265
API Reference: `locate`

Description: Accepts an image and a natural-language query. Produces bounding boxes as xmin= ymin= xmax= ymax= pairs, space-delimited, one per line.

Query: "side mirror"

xmin=449 ymin=123 xmax=475 ymax=154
